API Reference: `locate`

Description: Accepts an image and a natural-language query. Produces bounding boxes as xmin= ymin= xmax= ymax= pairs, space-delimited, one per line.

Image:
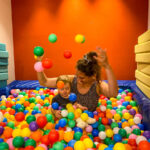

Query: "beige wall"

xmin=0 ymin=0 xmax=15 ymax=83
xmin=148 ymin=0 xmax=150 ymax=29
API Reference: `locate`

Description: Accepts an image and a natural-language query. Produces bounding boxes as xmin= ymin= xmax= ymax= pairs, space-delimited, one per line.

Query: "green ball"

xmin=67 ymin=112 xmax=75 ymax=120
xmin=29 ymin=97 xmax=36 ymax=103
xmin=7 ymin=121 xmax=15 ymax=128
xmin=48 ymin=34 xmax=57 ymax=43
xmin=26 ymin=115 xmax=36 ymax=124
xmin=132 ymin=128 xmax=141 ymax=135
xmin=46 ymin=114 xmax=53 ymax=122
xmin=111 ymin=122 xmax=118 ymax=129
xmin=117 ymin=95 xmax=122 ymax=100
xmin=122 ymin=140 xmax=128 ymax=144
xmin=44 ymin=129 xmax=50 ymax=135
xmin=98 ymin=124 xmax=105 ymax=131
xmin=0 ymin=142 xmax=9 ymax=150
xmin=68 ymin=120 xmax=76 ymax=128
xmin=13 ymin=136 xmax=24 ymax=148
xmin=33 ymin=106 xmax=39 ymax=111
xmin=53 ymin=142 xmax=64 ymax=150
xmin=25 ymin=139 xmax=36 ymax=147
xmin=1 ymin=106 xmax=6 ymax=110
xmin=74 ymin=132 xmax=82 ymax=140
xmin=107 ymin=100 xmax=112 ymax=105
xmin=97 ymin=102 xmax=101 ymax=107
xmin=130 ymin=101 xmax=137 ymax=107
xmin=107 ymin=105 xmax=112 ymax=110
xmin=119 ymin=128 xmax=127 ymax=138
xmin=104 ymin=137 xmax=111 ymax=145
xmin=33 ymin=46 xmax=44 ymax=56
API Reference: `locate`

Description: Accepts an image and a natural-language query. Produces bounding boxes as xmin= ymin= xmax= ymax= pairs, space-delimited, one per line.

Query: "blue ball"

xmin=104 ymin=147 xmax=113 ymax=150
xmin=83 ymin=110 xmax=89 ymax=114
xmin=0 ymin=138 xmax=4 ymax=143
xmin=15 ymin=103 xmax=22 ymax=109
xmin=73 ymin=127 xmax=83 ymax=133
xmin=3 ymin=118 xmax=7 ymax=122
xmin=59 ymin=119 xmax=67 ymax=127
xmin=41 ymin=95 xmax=45 ymax=100
xmin=114 ymin=134 xmax=122 ymax=142
xmin=52 ymin=102 xmax=59 ymax=110
xmin=121 ymin=119 xmax=127 ymax=122
xmin=88 ymin=111 xmax=94 ymax=118
xmin=92 ymin=129 xmax=99 ymax=137
xmin=118 ymin=122 xmax=122 ymax=128
xmin=55 ymin=124 xmax=59 ymax=130
xmin=137 ymin=123 xmax=144 ymax=130
xmin=68 ymin=140 xmax=76 ymax=148
xmin=118 ymin=89 xmax=123 ymax=93
xmin=69 ymin=93 xmax=77 ymax=102
xmin=32 ymin=110 xmax=38 ymax=115
xmin=36 ymin=87 xmax=40 ymax=91
xmin=24 ymin=110 xmax=29 ymax=115
xmin=91 ymin=122 xmax=99 ymax=128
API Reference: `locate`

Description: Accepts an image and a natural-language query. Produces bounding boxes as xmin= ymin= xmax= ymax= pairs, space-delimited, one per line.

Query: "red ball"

xmin=36 ymin=116 xmax=47 ymax=128
xmin=24 ymin=146 xmax=35 ymax=150
xmin=138 ymin=141 xmax=150 ymax=150
xmin=64 ymin=50 xmax=72 ymax=59
xmin=101 ymin=117 xmax=108 ymax=125
xmin=48 ymin=129 xmax=59 ymax=143
xmin=93 ymin=136 xmax=101 ymax=143
xmin=128 ymin=139 xmax=137 ymax=147
xmin=41 ymin=135 xmax=50 ymax=145
xmin=15 ymin=112 xmax=25 ymax=122
xmin=42 ymin=58 xmax=53 ymax=69
xmin=126 ymin=105 xmax=132 ymax=110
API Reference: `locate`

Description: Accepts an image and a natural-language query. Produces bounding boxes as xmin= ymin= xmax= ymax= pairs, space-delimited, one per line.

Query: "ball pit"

xmin=0 ymin=87 xmax=149 ymax=149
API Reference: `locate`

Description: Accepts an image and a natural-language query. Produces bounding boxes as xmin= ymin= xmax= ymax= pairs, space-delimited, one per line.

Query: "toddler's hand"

xmin=76 ymin=103 xmax=88 ymax=111
xmin=55 ymin=110 xmax=61 ymax=119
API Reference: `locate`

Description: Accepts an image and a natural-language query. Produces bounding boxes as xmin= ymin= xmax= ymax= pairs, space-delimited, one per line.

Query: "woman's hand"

xmin=94 ymin=47 xmax=109 ymax=68
xmin=76 ymin=103 xmax=88 ymax=111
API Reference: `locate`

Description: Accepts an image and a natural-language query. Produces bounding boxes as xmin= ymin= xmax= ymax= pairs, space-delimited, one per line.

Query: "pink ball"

xmin=110 ymin=110 xmax=116 ymax=115
xmin=120 ymin=99 xmax=125 ymax=103
xmin=122 ymin=109 xmax=128 ymax=114
xmin=121 ymin=94 xmax=126 ymax=98
xmin=131 ymin=125 xmax=139 ymax=131
xmin=135 ymin=114 xmax=142 ymax=120
xmin=38 ymin=144 xmax=48 ymax=150
xmin=129 ymin=134 xmax=137 ymax=139
xmin=117 ymin=101 xmax=122 ymax=105
xmin=86 ymin=125 xmax=93 ymax=133
xmin=34 ymin=62 xmax=44 ymax=72
xmin=39 ymin=90 xmax=44 ymax=95
xmin=6 ymin=138 xmax=15 ymax=150
xmin=11 ymin=89 xmax=16 ymax=94
xmin=36 ymin=104 xmax=41 ymax=108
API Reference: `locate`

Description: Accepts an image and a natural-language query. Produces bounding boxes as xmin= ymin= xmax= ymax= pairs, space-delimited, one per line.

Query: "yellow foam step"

xmin=137 ymin=63 xmax=150 ymax=76
xmin=135 ymin=70 xmax=150 ymax=87
xmin=135 ymin=41 xmax=150 ymax=53
xmin=135 ymin=53 xmax=150 ymax=63
xmin=136 ymin=80 xmax=150 ymax=98
xmin=138 ymin=30 xmax=150 ymax=44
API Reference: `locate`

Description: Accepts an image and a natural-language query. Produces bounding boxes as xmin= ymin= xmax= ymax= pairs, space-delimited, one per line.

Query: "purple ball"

xmin=24 ymin=137 xmax=29 ymax=141
xmin=108 ymin=119 xmax=113 ymax=125
xmin=143 ymin=131 xmax=150 ymax=139
xmin=13 ymin=93 xmax=18 ymax=98
xmin=129 ymin=109 xmax=136 ymax=116
xmin=0 ymin=126 xmax=4 ymax=135
xmin=29 ymin=121 xmax=39 ymax=131
xmin=93 ymin=111 xmax=98 ymax=115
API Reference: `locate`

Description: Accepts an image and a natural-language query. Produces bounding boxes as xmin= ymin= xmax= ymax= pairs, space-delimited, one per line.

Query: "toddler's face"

xmin=58 ymin=82 xmax=70 ymax=98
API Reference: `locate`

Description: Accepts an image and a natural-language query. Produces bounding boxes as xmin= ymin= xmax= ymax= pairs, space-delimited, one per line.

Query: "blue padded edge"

xmin=0 ymin=80 xmax=150 ymax=130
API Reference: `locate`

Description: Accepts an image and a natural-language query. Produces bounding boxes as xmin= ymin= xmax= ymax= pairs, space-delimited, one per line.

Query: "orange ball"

xmin=30 ymin=130 xmax=42 ymax=142
xmin=3 ymin=127 xmax=13 ymax=138
xmin=64 ymin=147 xmax=74 ymax=150
xmin=101 ymin=118 xmax=108 ymax=125
xmin=58 ymin=130 xmax=64 ymax=141
xmin=24 ymin=101 xmax=30 ymax=107
xmin=57 ymin=81 xmax=64 ymax=89
xmin=15 ymin=112 xmax=25 ymax=122
xmin=9 ymin=109 xmax=15 ymax=115
xmin=138 ymin=141 xmax=150 ymax=150
xmin=124 ymin=144 xmax=132 ymax=150
xmin=80 ymin=135 xmax=89 ymax=141
xmin=41 ymin=135 xmax=50 ymax=145
xmin=45 ymin=122 xmax=55 ymax=130
xmin=122 ymin=122 xmax=130 ymax=128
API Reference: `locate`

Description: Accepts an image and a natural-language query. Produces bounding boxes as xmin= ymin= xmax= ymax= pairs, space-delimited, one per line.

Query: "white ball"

xmin=66 ymin=127 xmax=72 ymax=132
xmin=100 ymin=105 xmax=106 ymax=112
xmin=98 ymin=131 xmax=106 ymax=140
xmin=124 ymin=127 xmax=132 ymax=134
xmin=113 ymin=127 xmax=120 ymax=134
xmin=54 ymin=89 xmax=58 ymax=95
xmin=61 ymin=109 xmax=68 ymax=117
xmin=133 ymin=117 xmax=141 ymax=124
xmin=1 ymin=95 xmax=6 ymax=99
xmin=16 ymin=89 xmax=20 ymax=93
xmin=136 ymin=136 xmax=147 ymax=145
xmin=18 ymin=95 xmax=24 ymax=98
xmin=36 ymin=96 xmax=41 ymax=100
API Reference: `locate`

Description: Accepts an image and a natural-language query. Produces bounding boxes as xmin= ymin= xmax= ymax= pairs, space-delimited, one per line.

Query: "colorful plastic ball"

xmin=132 ymin=128 xmax=141 ymax=135
xmin=118 ymin=129 xmax=127 ymax=138
xmin=36 ymin=116 xmax=47 ymax=128
xmin=142 ymin=131 xmax=150 ymax=139
xmin=26 ymin=115 xmax=36 ymax=124
xmin=25 ymin=139 xmax=36 ymax=148
xmin=98 ymin=124 xmax=105 ymax=131
xmin=34 ymin=62 xmax=44 ymax=72
xmin=68 ymin=140 xmax=76 ymax=148
xmin=33 ymin=46 xmax=44 ymax=56
xmin=92 ymin=129 xmax=99 ymax=137
xmin=21 ymin=128 xmax=31 ymax=137
xmin=67 ymin=112 xmax=75 ymax=120
xmin=74 ymin=131 xmax=82 ymax=140
xmin=53 ymin=142 xmax=64 ymax=150
xmin=42 ymin=58 xmax=53 ymax=69
xmin=48 ymin=33 xmax=57 ymax=43
xmin=64 ymin=131 xmax=74 ymax=142
xmin=0 ymin=126 xmax=4 ymax=135
xmin=101 ymin=118 xmax=109 ymax=125
xmin=64 ymin=50 xmax=72 ymax=59
xmin=83 ymin=138 xmax=93 ymax=149
xmin=29 ymin=121 xmax=39 ymax=131
xmin=98 ymin=143 xmax=108 ymax=150
xmin=86 ymin=125 xmax=93 ymax=133
xmin=98 ymin=131 xmax=106 ymax=140
xmin=74 ymin=141 xmax=86 ymax=150
xmin=48 ymin=129 xmax=59 ymax=144
xmin=69 ymin=93 xmax=77 ymax=102
xmin=61 ymin=109 xmax=68 ymax=117
xmin=113 ymin=134 xmax=122 ymax=142
xmin=68 ymin=120 xmax=76 ymax=128
xmin=41 ymin=135 xmax=50 ymax=145
xmin=136 ymin=135 xmax=147 ymax=145
xmin=0 ymin=142 xmax=9 ymax=150
xmin=113 ymin=143 xmax=126 ymax=150
xmin=15 ymin=112 xmax=25 ymax=122
xmin=73 ymin=127 xmax=83 ymax=133
xmin=59 ymin=119 xmax=67 ymax=127
xmin=6 ymin=138 xmax=14 ymax=150
xmin=106 ymin=129 xmax=113 ymax=138
xmin=138 ymin=140 xmax=150 ymax=150
xmin=13 ymin=136 xmax=24 ymax=148
xmin=57 ymin=81 xmax=64 ymax=89
xmin=52 ymin=102 xmax=59 ymax=110
xmin=75 ymin=34 xmax=85 ymax=44
xmin=81 ymin=113 xmax=88 ymax=121
xmin=133 ymin=116 xmax=141 ymax=124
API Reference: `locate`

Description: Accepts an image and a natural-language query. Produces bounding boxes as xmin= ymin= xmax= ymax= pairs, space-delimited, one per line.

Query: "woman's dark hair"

xmin=76 ymin=51 xmax=101 ymax=84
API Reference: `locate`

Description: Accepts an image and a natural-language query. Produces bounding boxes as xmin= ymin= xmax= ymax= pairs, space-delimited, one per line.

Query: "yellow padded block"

xmin=135 ymin=41 xmax=150 ymax=53
xmin=136 ymin=53 xmax=150 ymax=63
xmin=136 ymin=80 xmax=150 ymax=98
xmin=137 ymin=63 xmax=150 ymax=76
xmin=138 ymin=29 xmax=150 ymax=44
xmin=135 ymin=70 xmax=150 ymax=87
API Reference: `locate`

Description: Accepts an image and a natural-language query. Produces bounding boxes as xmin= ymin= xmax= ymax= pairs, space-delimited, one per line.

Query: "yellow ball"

xmin=75 ymin=34 xmax=85 ymax=43
xmin=128 ymin=118 xmax=135 ymax=126
xmin=123 ymin=112 xmax=130 ymax=120
xmin=98 ymin=144 xmax=108 ymax=150
xmin=12 ymin=128 xmax=21 ymax=137
xmin=83 ymin=138 xmax=93 ymax=148
xmin=81 ymin=113 xmax=88 ymax=121
xmin=114 ymin=114 xmax=121 ymax=121
xmin=66 ymin=103 xmax=73 ymax=109
xmin=21 ymin=128 xmax=31 ymax=137
xmin=132 ymin=107 xmax=138 ymax=112
xmin=64 ymin=131 xmax=74 ymax=143
xmin=74 ymin=141 xmax=86 ymax=150
xmin=124 ymin=96 xmax=131 ymax=101
xmin=106 ymin=129 xmax=113 ymax=138
xmin=113 ymin=143 xmax=126 ymax=150
xmin=76 ymin=108 xmax=82 ymax=114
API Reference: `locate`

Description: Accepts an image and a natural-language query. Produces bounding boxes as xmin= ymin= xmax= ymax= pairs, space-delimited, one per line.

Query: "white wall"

xmin=0 ymin=0 xmax=15 ymax=83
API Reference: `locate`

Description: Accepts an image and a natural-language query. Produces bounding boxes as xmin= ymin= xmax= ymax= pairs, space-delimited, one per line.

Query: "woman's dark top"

xmin=71 ymin=77 xmax=100 ymax=111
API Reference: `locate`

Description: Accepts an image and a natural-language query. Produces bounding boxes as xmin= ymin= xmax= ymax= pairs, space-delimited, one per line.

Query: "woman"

xmin=37 ymin=47 xmax=118 ymax=111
